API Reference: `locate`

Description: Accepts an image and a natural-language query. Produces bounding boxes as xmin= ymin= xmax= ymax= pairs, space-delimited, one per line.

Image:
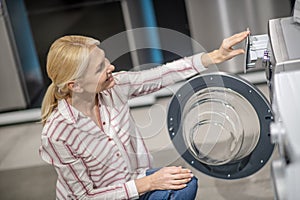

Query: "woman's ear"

xmin=67 ymin=81 xmax=83 ymax=93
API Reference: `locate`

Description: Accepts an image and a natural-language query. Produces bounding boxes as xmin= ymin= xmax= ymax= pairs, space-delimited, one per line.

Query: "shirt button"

xmin=124 ymin=167 xmax=127 ymax=171
xmin=102 ymin=122 xmax=106 ymax=125
xmin=116 ymin=153 xmax=120 ymax=157
xmin=108 ymin=138 xmax=112 ymax=141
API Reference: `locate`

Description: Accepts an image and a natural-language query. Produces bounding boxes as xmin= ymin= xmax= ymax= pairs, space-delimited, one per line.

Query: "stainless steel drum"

xmin=167 ymin=72 xmax=274 ymax=179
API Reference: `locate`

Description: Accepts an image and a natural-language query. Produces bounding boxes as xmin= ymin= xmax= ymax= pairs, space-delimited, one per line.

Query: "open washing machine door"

xmin=167 ymin=72 xmax=274 ymax=179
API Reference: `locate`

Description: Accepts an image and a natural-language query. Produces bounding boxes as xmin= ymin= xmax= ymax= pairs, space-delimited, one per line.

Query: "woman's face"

xmin=78 ymin=46 xmax=115 ymax=94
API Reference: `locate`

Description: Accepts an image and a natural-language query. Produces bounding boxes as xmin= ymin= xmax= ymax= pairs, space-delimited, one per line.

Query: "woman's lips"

xmin=106 ymin=75 xmax=113 ymax=82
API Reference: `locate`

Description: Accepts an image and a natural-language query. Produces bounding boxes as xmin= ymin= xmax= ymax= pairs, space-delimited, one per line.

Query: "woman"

xmin=40 ymin=31 xmax=249 ymax=200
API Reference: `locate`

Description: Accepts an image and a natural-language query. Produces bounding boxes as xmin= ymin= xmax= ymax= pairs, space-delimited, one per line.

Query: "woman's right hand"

xmin=201 ymin=30 xmax=250 ymax=67
xmin=135 ymin=166 xmax=194 ymax=195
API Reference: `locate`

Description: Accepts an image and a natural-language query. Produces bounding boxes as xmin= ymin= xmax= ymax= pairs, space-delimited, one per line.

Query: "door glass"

xmin=182 ymin=87 xmax=260 ymax=165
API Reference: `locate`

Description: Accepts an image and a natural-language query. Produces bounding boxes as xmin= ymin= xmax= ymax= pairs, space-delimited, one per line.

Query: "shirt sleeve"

xmin=113 ymin=53 xmax=206 ymax=99
xmin=40 ymin=137 xmax=139 ymax=200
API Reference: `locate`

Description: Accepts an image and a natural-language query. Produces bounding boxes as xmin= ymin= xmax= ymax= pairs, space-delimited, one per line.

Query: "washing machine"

xmin=167 ymin=14 xmax=300 ymax=199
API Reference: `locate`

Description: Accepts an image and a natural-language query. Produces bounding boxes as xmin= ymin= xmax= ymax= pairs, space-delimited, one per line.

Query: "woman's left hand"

xmin=202 ymin=30 xmax=250 ymax=67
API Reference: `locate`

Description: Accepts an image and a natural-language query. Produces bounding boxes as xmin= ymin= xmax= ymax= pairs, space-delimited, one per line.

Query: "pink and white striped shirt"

xmin=39 ymin=53 xmax=205 ymax=200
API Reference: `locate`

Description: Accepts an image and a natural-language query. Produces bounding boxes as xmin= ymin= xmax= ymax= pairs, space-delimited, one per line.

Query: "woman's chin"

xmin=98 ymin=80 xmax=115 ymax=92
xmin=107 ymin=79 xmax=115 ymax=89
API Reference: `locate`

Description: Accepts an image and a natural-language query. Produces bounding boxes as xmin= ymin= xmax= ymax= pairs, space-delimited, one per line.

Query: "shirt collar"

xmin=57 ymin=99 xmax=79 ymax=124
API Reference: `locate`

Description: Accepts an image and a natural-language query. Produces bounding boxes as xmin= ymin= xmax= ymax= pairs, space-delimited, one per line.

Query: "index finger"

xmin=226 ymin=31 xmax=250 ymax=48
xmin=169 ymin=167 xmax=191 ymax=175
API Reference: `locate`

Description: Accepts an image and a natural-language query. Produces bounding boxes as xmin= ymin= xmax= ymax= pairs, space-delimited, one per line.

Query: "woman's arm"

xmin=134 ymin=166 xmax=193 ymax=195
xmin=114 ymin=30 xmax=249 ymax=99
xmin=114 ymin=52 xmax=205 ymax=99
xmin=41 ymin=136 xmax=193 ymax=199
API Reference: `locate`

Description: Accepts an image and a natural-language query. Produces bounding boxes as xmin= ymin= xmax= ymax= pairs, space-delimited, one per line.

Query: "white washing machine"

xmin=167 ymin=14 xmax=300 ymax=199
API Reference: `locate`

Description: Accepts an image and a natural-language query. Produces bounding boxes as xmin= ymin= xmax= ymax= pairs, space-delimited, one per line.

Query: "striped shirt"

xmin=39 ymin=53 xmax=205 ymax=200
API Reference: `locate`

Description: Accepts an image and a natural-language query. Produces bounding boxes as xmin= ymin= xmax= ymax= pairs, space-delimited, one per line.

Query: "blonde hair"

xmin=41 ymin=35 xmax=100 ymax=125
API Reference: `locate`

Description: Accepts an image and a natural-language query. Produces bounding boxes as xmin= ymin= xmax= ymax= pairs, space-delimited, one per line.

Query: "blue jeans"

xmin=139 ymin=168 xmax=198 ymax=200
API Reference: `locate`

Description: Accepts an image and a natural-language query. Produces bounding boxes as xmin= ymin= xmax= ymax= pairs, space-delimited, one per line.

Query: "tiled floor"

xmin=0 ymin=84 xmax=278 ymax=200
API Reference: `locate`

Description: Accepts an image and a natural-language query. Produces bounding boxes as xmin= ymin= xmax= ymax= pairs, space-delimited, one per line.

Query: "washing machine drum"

xmin=167 ymin=72 xmax=274 ymax=179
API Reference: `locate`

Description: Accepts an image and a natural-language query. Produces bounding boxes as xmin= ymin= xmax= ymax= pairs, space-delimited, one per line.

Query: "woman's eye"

xmin=101 ymin=62 xmax=106 ymax=68
xmin=96 ymin=62 xmax=105 ymax=74
xmin=96 ymin=67 xmax=102 ymax=74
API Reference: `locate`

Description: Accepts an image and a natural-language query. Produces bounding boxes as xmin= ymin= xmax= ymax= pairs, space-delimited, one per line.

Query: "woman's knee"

xmin=170 ymin=176 xmax=198 ymax=200
xmin=188 ymin=176 xmax=198 ymax=192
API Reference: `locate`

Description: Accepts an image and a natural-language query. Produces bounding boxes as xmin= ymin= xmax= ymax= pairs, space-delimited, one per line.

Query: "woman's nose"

xmin=106 ymin=64 xmax=114 ymax=74
xmin=107 ymin=64 xmax=115 ymax=73
xmin=106 ymin=59 xmax=114 ymax=72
